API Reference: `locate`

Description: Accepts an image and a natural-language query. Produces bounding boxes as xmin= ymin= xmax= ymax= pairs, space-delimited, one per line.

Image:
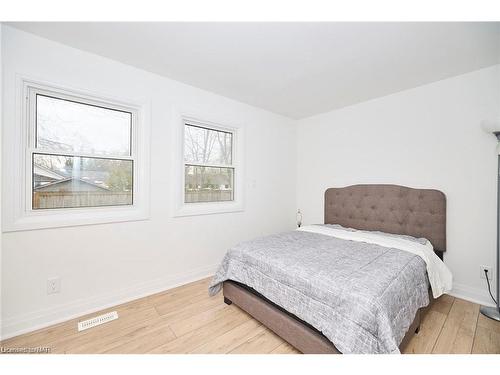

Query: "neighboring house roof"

xmin=34 ymin=165 xmax=111 ymax=187
xmin=34 ymin=177 xmax=110 ymax=192
xmin=33 ymin=164 xmax=67 ymax=180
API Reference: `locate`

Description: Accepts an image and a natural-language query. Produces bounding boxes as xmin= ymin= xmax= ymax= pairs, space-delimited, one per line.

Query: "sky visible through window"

xmin=184 ymin=124 xmax=232 ymax=165
xmin=36 ymin=94 xmax=132 ymax=157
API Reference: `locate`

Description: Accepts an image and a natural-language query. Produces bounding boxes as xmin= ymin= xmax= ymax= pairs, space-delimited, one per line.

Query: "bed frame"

xmin=223 ymin=184 xmax=447 ymax=353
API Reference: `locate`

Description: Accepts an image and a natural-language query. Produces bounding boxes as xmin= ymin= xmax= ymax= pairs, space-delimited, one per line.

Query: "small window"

xmin=31 ymin=91 xmax=134 ymax=210
xmin=184 ymin=123 xmax=234 ymax=203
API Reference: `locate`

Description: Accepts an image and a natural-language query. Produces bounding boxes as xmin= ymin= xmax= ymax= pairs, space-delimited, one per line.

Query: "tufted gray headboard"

xmin=324 ymin=184 xmax=446 ymax=253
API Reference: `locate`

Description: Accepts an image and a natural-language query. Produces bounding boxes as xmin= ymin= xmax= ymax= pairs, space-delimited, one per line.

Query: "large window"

xmin=32 ymin=93 xmax=134 ymax=209
xmin=1 ymin=79 xmax=151 ymax=232
xmin=184 ymin=124 xmax=234 ymax=203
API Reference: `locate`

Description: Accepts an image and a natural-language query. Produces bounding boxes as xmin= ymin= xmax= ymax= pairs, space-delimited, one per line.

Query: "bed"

xmin=209 ymin=184 xmax=449 ymax=354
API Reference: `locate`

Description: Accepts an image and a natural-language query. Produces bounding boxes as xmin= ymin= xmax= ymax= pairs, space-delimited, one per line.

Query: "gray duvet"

xmin=208 ymin=225 xmax=430 ymax=354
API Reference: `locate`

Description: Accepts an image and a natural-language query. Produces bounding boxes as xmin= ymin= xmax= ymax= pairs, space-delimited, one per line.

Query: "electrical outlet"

xmin=480 ymin=265 xmax=493 ymax=280
xmin=47 ymin=277 xmax=61 ymax=295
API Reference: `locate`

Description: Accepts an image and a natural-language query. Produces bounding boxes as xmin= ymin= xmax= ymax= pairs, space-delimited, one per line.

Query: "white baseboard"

xmin=0 ymin=263 xmax=218 ymax=341
xmin=448 ymin=282 xmax=497 ymax=308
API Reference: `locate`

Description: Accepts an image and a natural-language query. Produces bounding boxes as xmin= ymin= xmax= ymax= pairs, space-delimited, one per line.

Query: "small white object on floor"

xmin=77 ymin=311 xmax=119 ymax=332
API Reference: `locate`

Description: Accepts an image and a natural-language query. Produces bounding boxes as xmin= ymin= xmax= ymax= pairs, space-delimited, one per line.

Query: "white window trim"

xmin=172 ymin=112 xmax=245 ymax=217
xmin=2 ymin=77 xmax=151 ymax=232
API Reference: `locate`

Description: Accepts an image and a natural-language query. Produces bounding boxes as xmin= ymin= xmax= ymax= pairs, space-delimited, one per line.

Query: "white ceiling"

xmin=8 ymin=22 xmax=500 ymax=119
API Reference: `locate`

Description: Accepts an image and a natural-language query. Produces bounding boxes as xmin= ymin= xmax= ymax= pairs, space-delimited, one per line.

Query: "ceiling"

xmin=8 ymin=22 xmax=500 ymax=119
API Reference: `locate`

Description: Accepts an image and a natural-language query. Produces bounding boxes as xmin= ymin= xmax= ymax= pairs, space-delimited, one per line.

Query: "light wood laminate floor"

xmin=1 ymin=278 xmax=499 ymax=354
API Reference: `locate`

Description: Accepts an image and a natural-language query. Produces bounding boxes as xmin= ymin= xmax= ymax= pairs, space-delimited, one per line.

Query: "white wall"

xmin=0 ymin=23 xmax=4 ymax=339
xmin=0 ymin=26 xmax=297 ymax=339
xmin=297 ymin=65 xmax=500 ymax=306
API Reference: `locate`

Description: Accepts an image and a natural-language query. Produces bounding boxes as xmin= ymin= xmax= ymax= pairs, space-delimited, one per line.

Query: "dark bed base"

xmin=223 ymin=280 xmax=421 ymax=354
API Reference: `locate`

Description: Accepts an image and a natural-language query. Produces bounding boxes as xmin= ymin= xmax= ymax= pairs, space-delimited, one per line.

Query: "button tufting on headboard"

xmin=324 ymin=184 xmax=446 ymax=252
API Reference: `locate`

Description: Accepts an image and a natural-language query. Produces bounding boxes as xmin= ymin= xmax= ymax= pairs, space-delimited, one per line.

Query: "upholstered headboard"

xmin=324 ymin=184 xmax=446 ymax=253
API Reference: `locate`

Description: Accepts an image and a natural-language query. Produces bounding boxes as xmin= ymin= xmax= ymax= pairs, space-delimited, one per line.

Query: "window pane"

xmin=36 ymin=95 xmax=132 ymax=156
xmin=184 ymin=165 xmax=234 ymax=203
xmin=184 ymin=124 xmax=232 ymax=165
xmin=33 ymin=153 xmax=133 ymax=209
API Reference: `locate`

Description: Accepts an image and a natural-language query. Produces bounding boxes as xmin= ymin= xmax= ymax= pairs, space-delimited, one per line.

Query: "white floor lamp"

xmin=480 ymin=119 xmax=500 ymax=321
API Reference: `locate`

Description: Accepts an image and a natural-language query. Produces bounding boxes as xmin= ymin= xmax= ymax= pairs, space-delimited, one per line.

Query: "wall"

xmin=297 ymin=65 xmax=500 ymax=306
xmin=0 ymin=26 xmax=297 ymax=338
xmin=0 ymin=23 xmax=4 ymax=339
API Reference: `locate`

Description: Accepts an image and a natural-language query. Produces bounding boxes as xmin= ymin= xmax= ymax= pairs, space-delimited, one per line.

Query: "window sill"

xmin=173 ymin=201 xmax=244 ymax=217
xmin=2 ymin=205 xmax=150 ymax=232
